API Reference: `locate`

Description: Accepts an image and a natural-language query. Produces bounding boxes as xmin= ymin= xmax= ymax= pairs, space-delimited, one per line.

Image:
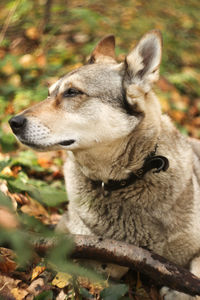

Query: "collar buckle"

xmin=101 ymin=182 xmax=110 ymax=197
xmin=135 ymin=168 xmax=144 ymax=179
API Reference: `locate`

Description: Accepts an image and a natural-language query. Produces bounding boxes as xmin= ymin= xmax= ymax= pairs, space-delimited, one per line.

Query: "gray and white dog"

xmin=9 ymin=30 xmax=200 ymax=299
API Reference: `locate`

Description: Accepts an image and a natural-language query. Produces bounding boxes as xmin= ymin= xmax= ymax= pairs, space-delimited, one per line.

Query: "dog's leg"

xmin=160 ymin=256 xmax=200 ymax=300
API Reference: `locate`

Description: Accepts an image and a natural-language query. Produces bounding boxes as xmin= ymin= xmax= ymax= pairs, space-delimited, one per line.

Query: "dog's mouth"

xmin=58 ymin=140 xmax=75 ymax=146
xmin=21 ymin=139 xmax=75 ymax=149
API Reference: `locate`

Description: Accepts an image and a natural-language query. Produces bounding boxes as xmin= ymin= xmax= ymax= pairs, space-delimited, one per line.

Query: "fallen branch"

xmin=35 ymin=234 xmax=200 ymax=296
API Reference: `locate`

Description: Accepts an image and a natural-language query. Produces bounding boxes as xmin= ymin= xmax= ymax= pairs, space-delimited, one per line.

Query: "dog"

xmin=9 ymin=30 xmax=200 ymax=299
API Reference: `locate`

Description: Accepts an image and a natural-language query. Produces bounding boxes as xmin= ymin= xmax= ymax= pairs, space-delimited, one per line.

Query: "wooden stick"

xmin=34 ymin=234 xmax=200 ymax=296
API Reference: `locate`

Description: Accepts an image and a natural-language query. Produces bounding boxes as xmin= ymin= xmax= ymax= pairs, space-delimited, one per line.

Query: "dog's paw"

xmin=160 ymin=287 xmax=199 ymax=300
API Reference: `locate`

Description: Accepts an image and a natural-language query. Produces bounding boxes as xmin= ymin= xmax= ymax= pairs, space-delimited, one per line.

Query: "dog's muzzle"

xmin=9 ymin=115 xmax=27 ymax=135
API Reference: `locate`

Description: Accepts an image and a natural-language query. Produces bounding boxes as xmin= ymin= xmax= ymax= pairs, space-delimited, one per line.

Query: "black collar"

xmin=91 ymin=145 xmax=169 ymax=195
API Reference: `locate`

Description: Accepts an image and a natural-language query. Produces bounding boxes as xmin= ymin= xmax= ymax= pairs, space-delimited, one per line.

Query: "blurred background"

xmin=0 ymin=1 xmax=200 ymax=298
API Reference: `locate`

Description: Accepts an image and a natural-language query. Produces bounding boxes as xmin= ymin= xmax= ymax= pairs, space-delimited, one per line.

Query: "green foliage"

xmin=79 ymin=287 xmax=94 ymax=299
xmin=9 ymin=150 xmax=44 ymax=170
xmin=0 ymin=190 xmax=12 ymax=209
xmin=34 ymin=290 xmax=53 ymax=300
xmin=48 ymin=235 xmax=102 ymax=282
xmin=0 ymin=128 xmax=17 ymax=152
xmin=70 ymin=8 xmax=105 ymax=32
xmin=100 ymin=284 xmax=129 ymax=300
xmin=0 ymin=228 xmax=32 ymax=265
xmin=0 ymin=150 xmax=67 ymax=207
xmin=1 ymin=173 xmax=67 ymax=208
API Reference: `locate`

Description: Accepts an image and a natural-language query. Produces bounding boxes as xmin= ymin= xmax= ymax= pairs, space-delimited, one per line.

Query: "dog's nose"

xmin=9 ymin=115 xmax=27 ymax=134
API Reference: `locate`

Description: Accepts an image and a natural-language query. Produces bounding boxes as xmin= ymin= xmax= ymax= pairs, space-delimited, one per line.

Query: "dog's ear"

xmin=124 ymin=30 xmax=162 ymax=86
xmin=123 ymin=30 xmax=162 ymax=113
xmin=88 ymin=35 xmax=116 ymax=64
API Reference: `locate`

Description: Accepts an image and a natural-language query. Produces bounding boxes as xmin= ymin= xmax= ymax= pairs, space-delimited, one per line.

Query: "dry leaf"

xmin=36 ymin=54 xmax=46 ymax=68
xmin=37 ymin=157 xmax=52 ymax=168
xmin=56 ymin=290 xmax=68 ymax=300
xmin=0 ymin=274 xmax=20 ymax=299
xmin=11 ymin=166 xmax=22 ymax=177
xmin=8 ymin=74 xmax=21 ymax=87
xmin=192 ymin=117 xmax=200 ymax=126
xmin=27 ymin=278 xmax=45 ymax=296
xmin=1 ymin=166 xmax=13 ymax=177
xmin=78 ymin=276 xmax=107 ymax=295
xmin=5 ymin=103 xmax=15 ymax=114
xmin=169 ymin=110 xmax=185 ymax=123
xmin=0 ymin=248 xmax=17 ymax=273
xmin=25 ymin=27 xmax=40 ymax=40
xmin=9 ymin=192 xmax=28 ymax=206
xmin=52 ymin=272 xmax=72 ymax=288
xmin=21 ymin=195 xmax=50 ymax=224
xmin=0 ymin=179 xmax=9 ymax=194
xmin=19 ymin=54 xmax=35 ymax=68
xmin=157 ymin=77 xmax=175 ymax=92
xmin=2 ymin=62 xmax=15 ymax=75
xmin=0 ymin=49 xmax=6 ymax=59
xmin=136 ymin=272 xmax=142 ymax=290
xmin=11 ymin=287 xmax=28 ymax=300
xmin=31 ymin=265 xmax=46 ymax=281
xmin=159 ymin=96 xmax=170 ymax=112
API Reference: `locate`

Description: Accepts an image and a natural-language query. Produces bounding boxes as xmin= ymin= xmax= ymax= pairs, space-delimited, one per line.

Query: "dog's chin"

xmin=21 ymin=141 xmax=56 ymax=152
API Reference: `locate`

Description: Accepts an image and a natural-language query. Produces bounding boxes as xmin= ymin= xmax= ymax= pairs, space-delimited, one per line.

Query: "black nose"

xmin=9 ymin=115 xmax=27 ymax=134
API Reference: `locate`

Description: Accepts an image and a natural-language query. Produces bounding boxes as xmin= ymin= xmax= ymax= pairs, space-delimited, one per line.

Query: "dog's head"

xmin=9 ymin=30 xmax=162 ymax=151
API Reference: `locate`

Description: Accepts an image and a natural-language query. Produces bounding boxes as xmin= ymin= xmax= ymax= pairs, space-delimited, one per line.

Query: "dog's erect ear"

xmin=125 ymin=30 xmax=162 ymax=86
xmin=123 ymin=31 xmax=162 ymax=114
xmin=88 ymin=35 xmax=116 ymax=64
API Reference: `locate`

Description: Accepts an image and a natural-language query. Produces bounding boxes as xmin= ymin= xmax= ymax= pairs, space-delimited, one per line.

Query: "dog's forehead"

xmin=49 ymin=63 xmax=123 ymax=96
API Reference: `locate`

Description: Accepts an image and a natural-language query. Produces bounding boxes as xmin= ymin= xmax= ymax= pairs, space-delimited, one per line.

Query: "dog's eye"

xmin=63 ymin=88 xmax=83 ymax=98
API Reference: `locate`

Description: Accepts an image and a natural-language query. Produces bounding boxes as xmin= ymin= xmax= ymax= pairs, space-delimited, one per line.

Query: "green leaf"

xmin=0 ymin=228 xmax=32 ymax=266
xmin=34 ymin=290 xmax=53 ymax=300
xmin=10 ymin=150 xmax=44 ymax=171
xmin=0 ymin=190 xmax=12 ymax=209
xmin=48 ymin=235 xmax=101 ymax=282
xmin=7 ymin=176 xmax=31 ymax=193
xmin=0 ymin=131 xmax=17 ymax=153
xmin=100 ymin=284 xmax=128 ymax=300
xmin=7 ymin=176 xmax=67 ymax=207
xmin=30 ymin=186 xmax=67 ymax=207
xmin=0 ymin=157 xmax=11 ymax=172
xmin=80 ymin=287 xmax=94 ymax=299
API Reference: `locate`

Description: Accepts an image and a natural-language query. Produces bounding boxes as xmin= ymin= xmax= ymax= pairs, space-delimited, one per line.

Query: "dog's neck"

xmin=72 ymin=132 xmax=159 ymax=182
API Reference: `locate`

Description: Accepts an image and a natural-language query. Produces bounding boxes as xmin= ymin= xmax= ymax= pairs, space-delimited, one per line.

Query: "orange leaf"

xmin=36 ymin=54 xmax=46 ymax=68
xmin=37 ymin=157 xmax=51 ymax=168
xmin=21 ymin=195 xmax=50 ymax=224
xmin=25 ymin=27 xmax=40 ymax=40
xmin=11 ymin=287 xmax=28 ymax=300
xmin=1 ymin=166 xmax=14 ymax=177
xmin=31 ymin=265 xmax=46 ymax=281
xmin=0 ymin=248 xmax=17 ymax=274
